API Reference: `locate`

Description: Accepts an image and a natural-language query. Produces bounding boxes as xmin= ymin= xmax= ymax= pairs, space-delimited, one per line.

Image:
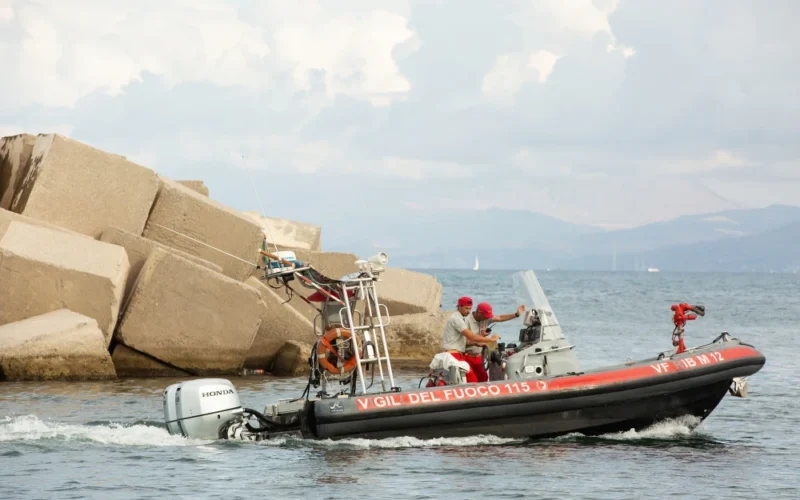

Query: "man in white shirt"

xmin=441 ymin=296 xmax=499 ymax=383
xmin=463 ymin=302 xmax=525 ymax=382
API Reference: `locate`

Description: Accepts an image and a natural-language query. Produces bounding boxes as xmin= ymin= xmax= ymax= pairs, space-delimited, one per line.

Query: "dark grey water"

xmin=2 ymin=270 xmax=798 ymax=499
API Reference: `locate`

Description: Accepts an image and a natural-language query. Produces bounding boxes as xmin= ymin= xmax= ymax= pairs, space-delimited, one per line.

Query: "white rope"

xmin=242 ymin=155 xmax=280 ymax=254
xmin=149 ymin=223 xmax=258 ymax=267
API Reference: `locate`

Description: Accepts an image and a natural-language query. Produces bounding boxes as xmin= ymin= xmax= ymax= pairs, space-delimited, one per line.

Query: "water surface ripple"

xmin=1 ymin=270 xmax=797 ymax=499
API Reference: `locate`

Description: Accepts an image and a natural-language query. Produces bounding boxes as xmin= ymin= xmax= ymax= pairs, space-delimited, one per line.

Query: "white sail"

xmin=473 ymin=256 xmax=479 ymax=271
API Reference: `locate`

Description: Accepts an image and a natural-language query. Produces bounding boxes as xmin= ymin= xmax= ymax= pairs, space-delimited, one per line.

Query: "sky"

xmin=1 ymin=0 xmax=798 ymax=239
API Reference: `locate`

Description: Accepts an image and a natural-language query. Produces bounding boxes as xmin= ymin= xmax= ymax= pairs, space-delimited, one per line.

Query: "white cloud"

xmin=380 ymin=157 xmax=473 ymax=180
xmin=511 ymin=148 xmax=607 ymax=179
xmin=668 ymin=150 xmax=760 ymax=174
xmin=269 ymin=8 xmax=418 ymax=107
xmin=619 ymin=46 xmax=636 ymax=59
xmin=515 ymin=149 xmax=760 ymax=180
xmin=0 ymin=1 xmax=13 ymax=23
xmin=169 ymin=137 xmax=476 ymax=180
xmin=1 ymin=0 xmax=798 ymax=234
xmin=165 ymin=132 xmax=360 ymax=175
xmin=482 ymin=50 xmax=561 ymax=105
xmin=479 ymin=0 xmax=634 ymax=106
xmin=0 ymin=1 xmax=418 ymax=111
xmin=432 ymin=186 xmax=584 ymax=222
xmin=768 ymin=161 xmax=800 ymax=179
xmin=0 ymin=0 xmax=270 ymax=109
xmin=500 ymin=176 xmax=742 ymax=227
xmin=532 ymin=0 xmax=619 ymax=40
xmin=517 ymin=0 xmax=635 ymax=56
xmin=403 ymin=201 xmax=425 ymax=211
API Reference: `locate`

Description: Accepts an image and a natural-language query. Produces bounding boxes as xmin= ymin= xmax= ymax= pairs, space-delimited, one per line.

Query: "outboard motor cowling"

xmin=163 ymin=379 xmax=243 ymax=439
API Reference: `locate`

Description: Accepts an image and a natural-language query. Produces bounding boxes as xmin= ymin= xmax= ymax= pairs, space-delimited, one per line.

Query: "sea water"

xmin=1 ymin=270 xmax=798 ymax=499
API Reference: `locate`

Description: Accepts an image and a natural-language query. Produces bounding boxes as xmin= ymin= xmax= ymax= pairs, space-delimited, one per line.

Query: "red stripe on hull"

xmin=354 ymin=346 xmax=761 ymax=412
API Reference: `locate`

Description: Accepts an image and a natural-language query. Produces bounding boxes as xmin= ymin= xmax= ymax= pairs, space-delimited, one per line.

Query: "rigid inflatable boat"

xmin=162 ymin=253 xmax=765 ymax=442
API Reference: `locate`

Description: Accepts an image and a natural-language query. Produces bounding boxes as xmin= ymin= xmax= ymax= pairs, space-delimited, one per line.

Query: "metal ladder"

xmin=337 ymin=274 xmax=397 ymax=394
xmin=257 ymin=248 xmax=397 ymax=395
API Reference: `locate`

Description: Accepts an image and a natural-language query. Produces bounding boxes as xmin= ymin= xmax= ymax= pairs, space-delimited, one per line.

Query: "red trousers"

xmin=447 ymin=352 xmax=478 ymax=383
xmin=463 ymin=353 xmax=488 ymax=383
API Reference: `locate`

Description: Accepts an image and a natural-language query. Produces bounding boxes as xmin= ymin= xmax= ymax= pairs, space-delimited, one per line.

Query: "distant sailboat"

xmin=473 ymin=256 xmax=479 ymax=271
xmin=612 ymin=247 xmax=617 ymax=271
xmin=647 ymin=267 xmax=659 ymax=273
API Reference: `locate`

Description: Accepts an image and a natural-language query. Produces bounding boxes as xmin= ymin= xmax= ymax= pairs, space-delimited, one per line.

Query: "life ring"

xmin=316 ymin=328 xmax=359 ymax=376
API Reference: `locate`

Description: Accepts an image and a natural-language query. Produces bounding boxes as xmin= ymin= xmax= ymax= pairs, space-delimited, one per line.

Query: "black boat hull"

xmin=306 ymin=343 xmax=765 ymax=440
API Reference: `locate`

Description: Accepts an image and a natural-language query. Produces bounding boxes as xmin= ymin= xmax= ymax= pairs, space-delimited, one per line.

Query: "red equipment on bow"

xmin=670 ymin=303 xmax=705 ymax=354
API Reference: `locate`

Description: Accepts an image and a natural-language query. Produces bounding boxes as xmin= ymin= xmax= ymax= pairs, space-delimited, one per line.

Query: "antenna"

xmin=241 ymin=155 xmax=279 ymax=254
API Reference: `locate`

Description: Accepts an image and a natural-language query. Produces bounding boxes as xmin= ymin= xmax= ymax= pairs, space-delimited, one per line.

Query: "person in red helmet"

xmin=463 ymin=302 xmax=525 ymax=382
xmin=441 ymin=296 xmax=499 ymax=383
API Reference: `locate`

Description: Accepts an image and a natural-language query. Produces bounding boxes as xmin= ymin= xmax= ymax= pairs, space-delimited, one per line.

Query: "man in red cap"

xmin=441 ymin=296 xmax=499 ymax=383
xmin=463 ymin=302 xmax=526 ymax=382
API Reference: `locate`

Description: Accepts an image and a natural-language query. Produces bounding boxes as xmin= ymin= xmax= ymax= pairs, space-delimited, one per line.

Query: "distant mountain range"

xmin=343 ymin=204 xmax=800 ymax=273
xmin=164 ymin=159 xmax=798 ymax=273
xmin=323 ymin=207 xmax=603 ymax=258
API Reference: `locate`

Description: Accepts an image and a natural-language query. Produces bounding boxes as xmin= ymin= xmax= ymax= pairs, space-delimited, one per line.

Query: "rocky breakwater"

xmin=0 ymin=132 xmax=446 ymax=382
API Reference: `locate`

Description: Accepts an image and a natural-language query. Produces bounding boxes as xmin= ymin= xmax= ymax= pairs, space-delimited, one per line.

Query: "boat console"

xmin=492 ymin=271 xmax=582 ymax=380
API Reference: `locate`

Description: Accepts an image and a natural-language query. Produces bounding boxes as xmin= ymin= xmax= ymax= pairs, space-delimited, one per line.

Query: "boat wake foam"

xmin=555 ymin=415 xmax=707 ymax=442
xmin=601 ymin=415 xmax=705 ymax=440
xmin=1 ymin=414 xmax=707 ymax=449
xmin=1 ymin=415 xmax=519 ymax=449
xmin=297 ymin=434 xmax=523 ymax=449
xmin=0 ymin=415 xmax=213 ymax=447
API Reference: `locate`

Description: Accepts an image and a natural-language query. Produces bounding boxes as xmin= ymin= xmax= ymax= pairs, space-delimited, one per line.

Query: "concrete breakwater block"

xmin=99 ymin=226 xmax=224 ymax=308
xmin=271 ymin=340 xmax=313 ymax=377
xmin=176 ymin=180 xmax=209 ymax=197
xmin=243 ymin=211 xmax=321 ymax=252
xmin=142 ymin=177 xmax=263 ymax=281
xmin=111 ymin=344 xmax=191 ymax=378
xmin=377 ymin=267 xmax=443 ymax=316
xmin=116 ymin=248 xmax=263 ymax=375
xmin=10 ymin=134 xmax=160 ymax=238
xmin=1 ymin=207 xmax=93 ymax=238
xmin=379 ymin=311 xmax=451 ymax=369
xmin=286 ymin=250 xmax=443 ymax=321
xmin=293 ymin=250 xmax=360 ymax=279
xmin=243 ymin=277 xmax=317 ymax=370
xmin=0 ymin=221 xmax=129 ymax=347
xmin=0 ymin=309 xmax=117 ymax=381
xmin=0 ymin=133 xmax=36 ymax=210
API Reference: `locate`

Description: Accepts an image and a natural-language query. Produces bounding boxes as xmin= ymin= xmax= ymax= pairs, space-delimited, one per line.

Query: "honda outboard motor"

xmin=164 ymin=379 xmax=243 ymax=439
